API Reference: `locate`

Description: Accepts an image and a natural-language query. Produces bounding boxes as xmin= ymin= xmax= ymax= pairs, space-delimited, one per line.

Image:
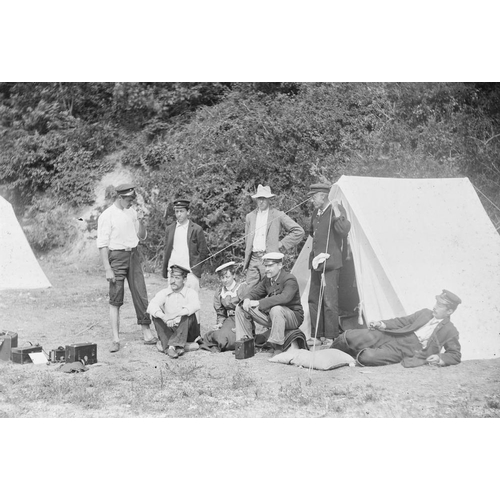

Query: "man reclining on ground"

xmin=330 ymin=290 xmax=462 ymax=367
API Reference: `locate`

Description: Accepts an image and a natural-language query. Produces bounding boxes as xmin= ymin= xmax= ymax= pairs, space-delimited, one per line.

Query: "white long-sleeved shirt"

xmin=252 ymin=209 xmax=269 ymax=252
xmin=96 ymin=204 xmax=139 ymax=249
xmin=147 ymin=285 xmax=200 ymax=320
xmin=168 ymin=221 xmax=191 ymax=270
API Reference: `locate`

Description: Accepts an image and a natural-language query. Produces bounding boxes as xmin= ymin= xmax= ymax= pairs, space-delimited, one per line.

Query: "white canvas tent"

xmin=292 ymin=175 xmax=500 ymax=361
xmin=0 ymin=196 xmax=51 ymax=290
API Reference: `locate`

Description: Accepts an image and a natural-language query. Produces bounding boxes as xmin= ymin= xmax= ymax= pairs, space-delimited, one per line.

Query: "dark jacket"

xmin=381 ymin=308 xmax=461 ymax=366
xmin=243 ymin=269 xmax=304 ymax=324
xmin=162 ymin=221 xmax=209 ymax=279
xmin=309 ymin=203 xmax=351 ymax=272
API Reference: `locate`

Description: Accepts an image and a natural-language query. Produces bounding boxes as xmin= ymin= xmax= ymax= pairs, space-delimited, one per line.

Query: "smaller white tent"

xmin=292 ymin=175 xmax=500 ymax=361
xmin=0 ymin=196 xmax=51 ymax=290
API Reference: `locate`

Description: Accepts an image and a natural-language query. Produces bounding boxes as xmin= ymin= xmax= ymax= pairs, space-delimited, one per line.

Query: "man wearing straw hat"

xmin=244 ymin=184 xmax=304 ymax=290
xmin=307 ymin=182 xmax=351 ymax=346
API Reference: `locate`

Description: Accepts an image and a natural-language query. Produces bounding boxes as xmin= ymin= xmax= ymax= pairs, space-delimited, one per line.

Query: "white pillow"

xmin=269 ymin=348 xmax=355 ymax=370
xmin=268 ymin=350 xmax=298 ymax=364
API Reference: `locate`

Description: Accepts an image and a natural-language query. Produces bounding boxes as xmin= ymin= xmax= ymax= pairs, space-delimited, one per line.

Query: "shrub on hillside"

xmin=24 ymin=200 xmax=78 ymax=253
xmin=3 ymin=82 xmax=500 ymax=261
xmin=51 ymin=149 xmax=113 ymax=206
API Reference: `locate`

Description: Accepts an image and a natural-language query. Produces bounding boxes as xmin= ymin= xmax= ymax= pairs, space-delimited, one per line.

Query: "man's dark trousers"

xmin=331 ymin=328 xmax=422 ymax=366
xmin=153 ymin=315 xmax=200 ymax=350
xmin=308 ymin=268 xmax=340 ymax=340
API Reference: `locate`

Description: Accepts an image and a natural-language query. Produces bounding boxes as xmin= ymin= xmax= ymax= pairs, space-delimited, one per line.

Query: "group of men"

xmin=96 ymin=181 xmax=463 ymax=367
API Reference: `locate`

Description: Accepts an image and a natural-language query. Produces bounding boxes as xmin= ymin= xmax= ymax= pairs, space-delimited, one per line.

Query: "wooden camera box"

xmin=234 ymin=337 xmax=255 ymax=360
xmin=0 ymin=330 xmax=18 ymax=362
xmin=65 ymin=343 xmax=97 ymax=365
xmin=49 ymin=347 xmax=66 ymax=363
xmin=10 ymin=345 xmax=42 ymax=364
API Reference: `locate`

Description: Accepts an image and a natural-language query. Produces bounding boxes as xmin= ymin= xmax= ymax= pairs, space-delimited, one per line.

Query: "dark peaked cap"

xmin=173 ymin=199 xmax=190 ymax=209
xmin=307 ymin=183 xmax=331 ymax=196
xmin=436 ymin=289 xmax=462 ymax=309
xmin=116 ymin=183 xmax=136 ymax=196
xmin=170 ymin=264 xmax=191 ymax=276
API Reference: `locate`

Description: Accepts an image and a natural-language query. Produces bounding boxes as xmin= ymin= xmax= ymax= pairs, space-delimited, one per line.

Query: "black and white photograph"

xmin=2 ymin=81 xmax=499 ymax=418
xmin=2 ymin=3 xmax=499 ymax=499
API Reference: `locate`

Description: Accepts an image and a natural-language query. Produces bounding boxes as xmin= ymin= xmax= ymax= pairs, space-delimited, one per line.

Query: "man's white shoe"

xmin=184 ymin=342 xmax=200 ymax=352
xmin=307 ymin=337 xmax=321 ymax=347
xmin=321 ymin=338 xmax=334 ymax=348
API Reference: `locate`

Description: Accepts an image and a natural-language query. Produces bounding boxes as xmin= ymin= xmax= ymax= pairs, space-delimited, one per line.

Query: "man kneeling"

xmin=331 ymin=290 xmax=462 ymax=367
xmin=235 ymin=252 xmax=304 ymax=355
xmin=147 ymin=265 xmax=200 ymax=359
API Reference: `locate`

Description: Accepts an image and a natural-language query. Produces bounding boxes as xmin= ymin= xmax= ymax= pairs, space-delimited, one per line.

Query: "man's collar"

xmin=318 ymin=202 xmax=331 ymax=215
xmin=176 ymin=220 xmax=190 ymax=228
xmin=439 ymin=316 xmax=450 ymax=325
xmin=270 ymin=269 xmax=282 ymax=284
xmin=167 ymin=285 xmax=188 ymax=297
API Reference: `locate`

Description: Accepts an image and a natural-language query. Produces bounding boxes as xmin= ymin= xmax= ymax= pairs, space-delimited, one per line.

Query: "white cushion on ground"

xmin=269 ymin=348 xmax=355 ymax=370
xmin=268 ymin=350 xmax=297 ymax=364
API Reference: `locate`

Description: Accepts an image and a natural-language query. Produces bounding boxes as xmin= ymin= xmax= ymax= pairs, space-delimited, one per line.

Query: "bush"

xmin=50 ymin=148 xmax=113 ymax=206
xmin=3 ymin=82 xmax=500 ymax=260
xmin=24 ymin=199 xmax=79 ymax=252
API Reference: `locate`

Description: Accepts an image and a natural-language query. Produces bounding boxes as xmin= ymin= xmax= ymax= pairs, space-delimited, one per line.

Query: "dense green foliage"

xmin=1 ymin=82 xmax=499 ymax=269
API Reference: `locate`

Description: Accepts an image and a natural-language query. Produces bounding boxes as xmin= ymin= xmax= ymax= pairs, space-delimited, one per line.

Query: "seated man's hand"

xmin=369 ymin=321 xmax=386 ymax=330
xmin=213 ymin=323 xmax=223 ymax=330
xmin=167 ymin=316 xmax=181 ymax=328
xmin=243 ymin=298 xmax=260 ymax=312
xmin=159 ymin=313 xmax=180 ymax=328
xmin=426 ymin=354 xmax=444 ymax=366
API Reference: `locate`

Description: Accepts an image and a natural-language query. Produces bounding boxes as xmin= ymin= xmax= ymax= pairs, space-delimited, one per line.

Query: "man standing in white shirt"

xmin=162 ymin=199 xmax=209 ymax=292
xmin=147 ymin=265 xmax=201 ymax=359
xmin=96 ymin=184 xmax=157 ymax=353
xmin=330 ymin=290 xmax=463 ymax=367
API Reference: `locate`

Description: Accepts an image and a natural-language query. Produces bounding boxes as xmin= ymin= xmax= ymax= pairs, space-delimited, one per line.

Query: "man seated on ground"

xmin=235 ymin=252 xmax=304 ymax=355
xmin=331 ymin=290 xmax=462 ymax=367
xmin=147 ymin=265 xmax=200 ymax=359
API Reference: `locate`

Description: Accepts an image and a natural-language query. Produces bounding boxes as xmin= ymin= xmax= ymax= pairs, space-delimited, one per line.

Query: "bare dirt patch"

xmin=1 ymin=259 xmax=499 ymax=418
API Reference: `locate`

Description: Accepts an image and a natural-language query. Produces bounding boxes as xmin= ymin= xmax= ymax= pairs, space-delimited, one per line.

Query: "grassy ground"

xmin=1 ymin=260 xmax=499 ymax=418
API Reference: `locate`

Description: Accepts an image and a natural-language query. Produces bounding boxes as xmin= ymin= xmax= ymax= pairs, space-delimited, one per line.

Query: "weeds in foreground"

xmin=485 ymin=397 xmax=500 ymax=410
xmin=3 ymin=371 xmax=104 ymax=409
xmin=231 ymin=366 xmax=257 ymax=390
xmin=163 ymin=360 xmax=203 ymax=380
xmin=279 ymin=378 xmax=310 ymax=406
